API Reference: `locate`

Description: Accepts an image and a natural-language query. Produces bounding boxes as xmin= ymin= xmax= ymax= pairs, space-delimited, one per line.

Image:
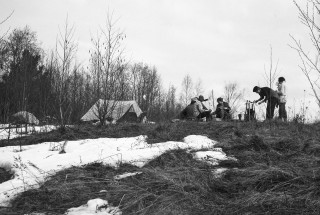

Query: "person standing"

xmin=277 ymin=77 xmax=287 ymax=121
xmin=253 ymin=86 xmax=279 ymax=120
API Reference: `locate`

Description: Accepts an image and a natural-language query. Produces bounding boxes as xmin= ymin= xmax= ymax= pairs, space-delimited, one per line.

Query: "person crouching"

xmin=213 ymin=97 xmax=231 ymax=120
xmin=195 ymin=95 xmax=212 ymax=121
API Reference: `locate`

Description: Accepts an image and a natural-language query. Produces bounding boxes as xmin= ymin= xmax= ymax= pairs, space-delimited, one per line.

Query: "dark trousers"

xmin=266 ymin=97 xmax=278 ymax=119
xmin=198 ymin=111 xmax=212 ymax=121
xmin=216 ymin=109 xmax=230 ymax=120
xmin=279 ymin=102 xmax=287 ymax=120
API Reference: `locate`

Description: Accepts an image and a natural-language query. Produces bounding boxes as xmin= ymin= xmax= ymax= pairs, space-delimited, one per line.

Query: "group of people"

xmin=180 ymin=95 xmax=231 ymax=121
xmin=179 ymin=76 xmax=287 ymax=122
xmin=253 ymin=76 xmax=287 ymax=121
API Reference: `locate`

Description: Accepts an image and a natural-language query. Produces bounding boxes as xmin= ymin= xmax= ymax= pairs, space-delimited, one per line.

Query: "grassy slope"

xmin=2 ymin=121 xmax=320 ymax=214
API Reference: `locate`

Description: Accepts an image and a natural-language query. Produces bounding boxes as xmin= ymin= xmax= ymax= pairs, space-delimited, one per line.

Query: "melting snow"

xmin=0 ymin=125 xmax=57 ymax=140
xmin=65 ymin=198 xmax=122 ymax=215
xmin=0 ymin=133 xmax=235 ymax=214
xmin=114 ymin=172 xmax=143 ymax=180
xmin=193 ymin=150 xmax=229 ymax=166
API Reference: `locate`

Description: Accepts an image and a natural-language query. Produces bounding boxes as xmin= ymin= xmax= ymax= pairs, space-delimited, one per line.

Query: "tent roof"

xmin=81 ymin=99 xmax=143 ymax=122
xmin=12 ymin=111 xmax=39 ymax=125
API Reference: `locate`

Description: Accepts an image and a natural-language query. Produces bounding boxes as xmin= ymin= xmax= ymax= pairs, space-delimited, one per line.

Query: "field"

xmin=1 ymin=120 xmax=320 ymax=215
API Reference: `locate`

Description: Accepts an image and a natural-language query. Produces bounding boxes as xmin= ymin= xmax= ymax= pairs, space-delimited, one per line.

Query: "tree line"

xmin=0 ymin=16 xmax=246 ymax=126
xmin=0 ymin=23 xmax=183 ymax=125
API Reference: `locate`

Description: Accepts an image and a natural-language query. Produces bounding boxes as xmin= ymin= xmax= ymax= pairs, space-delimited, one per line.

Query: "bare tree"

xmin=0 ymin=11 xmax=14 ymax=41
xmin=0 ymin=12 xmax=14 ymax=123
xmin=126 ymin=63 xmax=162 ymax=120
xmin=89 ymin=13 xmax=126 ymax=125
xmin=164 ymin=84 xmax=177 ymax=119
xmin=128 ymin=64 xmax=138 ymax=101
xmin=180 ymin=74 xmax=194 ymax=106
xmin=223 ymin=82 xmax=244 ymax=116
xmin=0 ymin=11 xmax=13 ymax=139
xmin=0 ymin=11 xmax=13 ymax=76
xmin=194 ymin=78 xmax=204 ymax=96
xmin=207 ymin=89 xmax=215 ymax=111
xmin=260 ymin=46 xmax=281 ymax=120
xmin=53 ymin=17 xmax=78 ymax=130
xmin=264 ymin=46 xmax=280 ymax=88
xmin=290 ymin=0 xmax=320 ymax=109
xmin=143 ymin=66 xmax=161 ymax=116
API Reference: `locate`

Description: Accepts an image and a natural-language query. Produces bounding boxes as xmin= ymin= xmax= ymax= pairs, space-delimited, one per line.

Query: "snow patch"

xmin=212 ymin=168 xmax=229 ymax=178
xmin=183 ymin=135 xmax=217 ymax=147
xmin=0 ymin=124 xmax=57 ymax=140
xmin=114 ymin=172 xmax=143 ymax=180
xmin=0 ymin=134 xmax=227 ymax=207
xmin=65 ymin=198 xmax=122 ymax=215
xmin=193 ymin=151 xmax=229 ymax=166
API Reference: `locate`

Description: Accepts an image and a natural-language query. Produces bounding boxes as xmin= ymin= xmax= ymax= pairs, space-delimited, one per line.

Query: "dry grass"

xmin=3 ymin=120 xmax=320 ymax=214
xmin=0 ymin=121 xmax=239 ymax=147
xmin=0 ymin=167 xmax=13 ymax=184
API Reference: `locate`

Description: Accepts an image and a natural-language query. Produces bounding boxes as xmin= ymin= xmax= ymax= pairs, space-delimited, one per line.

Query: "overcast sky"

xmin=1 ymin=0 xmax=318 ymax=119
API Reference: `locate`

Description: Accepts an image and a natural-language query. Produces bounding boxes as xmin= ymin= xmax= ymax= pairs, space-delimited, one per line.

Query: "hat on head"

xmin=198 ymin=95 xmax=208 ymax=102
xmin=253 ymin=86 xmax=260 ymax=92
xmin=217 ymin=97 xmax=223 ymax=102
xmin=278 ymin=77 xmax=285 ymax=82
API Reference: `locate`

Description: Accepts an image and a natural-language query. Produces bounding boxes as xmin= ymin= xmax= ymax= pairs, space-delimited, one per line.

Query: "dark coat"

xmin=256 ymin=87 xmax=279 ymax=103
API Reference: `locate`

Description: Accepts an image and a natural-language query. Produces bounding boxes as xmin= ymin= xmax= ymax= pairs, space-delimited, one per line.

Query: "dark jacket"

xmin=256 ymin=87 xmax=279 ymax=103
xmin=216 ymin=102 xmax=230 ymax=112
xmin=213 ymin=101 xmax=231 ymax=119
xmin=180 ymin=102 xmax=200 ymax=119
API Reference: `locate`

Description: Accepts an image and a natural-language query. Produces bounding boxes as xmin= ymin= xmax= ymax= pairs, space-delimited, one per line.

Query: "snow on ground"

xmin=0 ymin=124 xmax=9 ymax=129
xmin=0 ymin=134 xmax=234 ymax=214
xmin=193 ymin=149 xmax=236 ymax=166
xmin=212 ymin=168 xmax=229 ymax=179
xmin=114 ymin=172 xmax=143 ymax=180
xmin=0 ymin=124 xmax=58 ymax=140
xmin=65 ymin=198 xmax=122 ymax=215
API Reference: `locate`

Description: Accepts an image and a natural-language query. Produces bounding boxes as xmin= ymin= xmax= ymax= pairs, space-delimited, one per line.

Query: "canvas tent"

xmin=81 ymin=100 xmax=144 ymax=123
xmin=11 ymin=111 xmax=40 ymax=125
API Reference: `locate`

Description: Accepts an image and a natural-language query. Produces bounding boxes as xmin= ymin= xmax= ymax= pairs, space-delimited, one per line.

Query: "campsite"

xmin=1 ymin=0 xmax=320 ymax=214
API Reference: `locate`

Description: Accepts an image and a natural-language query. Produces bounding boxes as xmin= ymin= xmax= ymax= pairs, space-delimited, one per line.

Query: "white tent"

xmin=11 ymin=111 xmax=39 ymax=125
xmin=81 ymin=99 xmax=144 ymax=123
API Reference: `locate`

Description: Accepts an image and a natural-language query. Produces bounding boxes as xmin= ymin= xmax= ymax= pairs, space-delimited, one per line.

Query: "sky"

xmin=0 ymin=124 xmax=230 ymax=213
xmin=0 ymin=0 xmax=319 ymax=120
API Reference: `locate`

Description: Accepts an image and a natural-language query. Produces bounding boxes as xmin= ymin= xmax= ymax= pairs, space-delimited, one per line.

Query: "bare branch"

xmin=0 ymin=11 xmax=14 ymax=41
xmin=89 ymin=12 xmax=127 ymax=125
xmin=263 ymin=45 xmax=280 ymax=87
xmin=0 ymin=10 xmax=14 ymax=25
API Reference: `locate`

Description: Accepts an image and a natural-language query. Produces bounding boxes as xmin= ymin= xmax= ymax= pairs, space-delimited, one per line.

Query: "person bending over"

xmin=253 ymin=86 xmax=279 ymax=120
